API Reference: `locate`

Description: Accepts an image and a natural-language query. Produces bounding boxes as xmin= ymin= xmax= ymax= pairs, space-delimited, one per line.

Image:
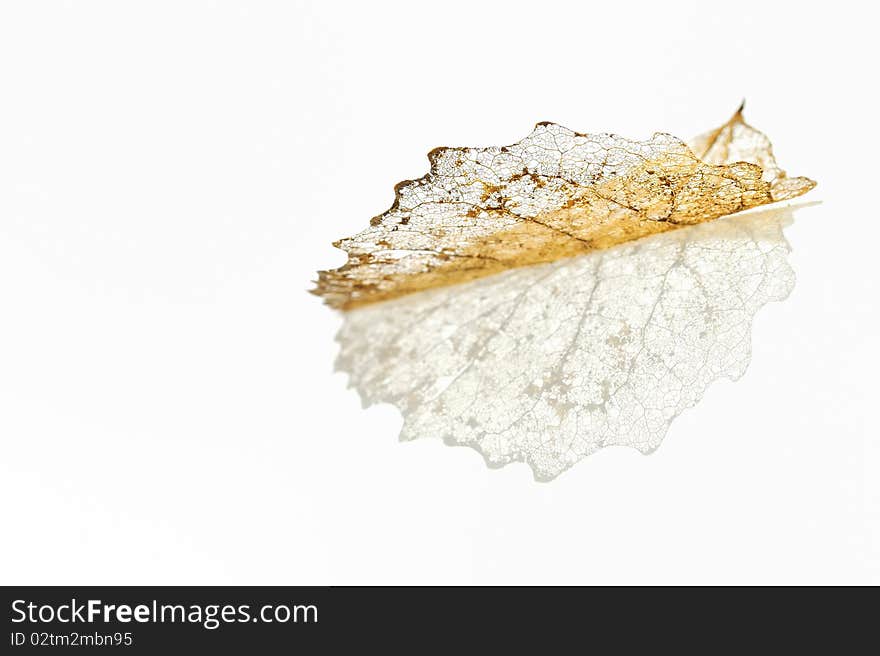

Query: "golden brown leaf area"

xmin=314 ymin=106 xmax=815 ymax=309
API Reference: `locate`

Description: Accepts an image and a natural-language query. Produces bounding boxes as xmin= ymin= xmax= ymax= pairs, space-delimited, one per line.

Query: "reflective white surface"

xmin=0 ymin=1 xmax=877 ymax=584
xmin=338 ymin=206 xmax=800 ymax=480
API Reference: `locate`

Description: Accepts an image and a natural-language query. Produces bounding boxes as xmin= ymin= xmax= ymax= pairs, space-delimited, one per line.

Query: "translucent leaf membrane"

xmin=689 ymin=102 xmax=815 ymax=202
xmin=314 ymin=106 xmax=814 ymax=309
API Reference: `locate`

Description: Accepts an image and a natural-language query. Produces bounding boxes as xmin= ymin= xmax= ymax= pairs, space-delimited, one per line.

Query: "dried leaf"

xmin=314 ymin=105 xmax=814 ymax=309
xmin=336 ymin=204 xmax=804 ymax=480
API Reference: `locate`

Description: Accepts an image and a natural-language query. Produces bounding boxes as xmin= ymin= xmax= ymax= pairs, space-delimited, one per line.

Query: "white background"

xmin=1 ymin=1 xmax=877 ymax=584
